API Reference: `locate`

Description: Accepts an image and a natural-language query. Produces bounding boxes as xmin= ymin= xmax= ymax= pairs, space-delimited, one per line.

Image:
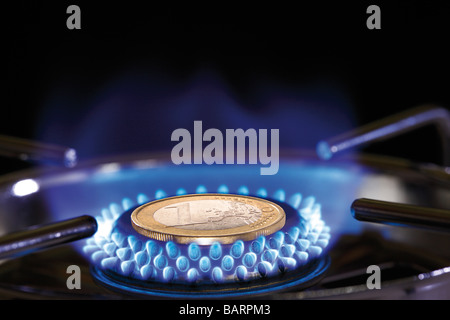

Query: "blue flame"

xmin=188 ymin=243 xmax=201 ymax=261
xmin=209 ymin=242 xmax=222 ymax=261
xmin=166 ymin=241 xmax=180 ymax=259
xmin=230 ymin=240 xmax=244 ymax=258
xmin=83 ymin=184 xmax=331 ymax=286
xmin=37 ymin=70 xmax=356 ymax=163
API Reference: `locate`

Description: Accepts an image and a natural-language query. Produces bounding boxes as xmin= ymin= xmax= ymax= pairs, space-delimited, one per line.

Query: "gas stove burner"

xmin=91 ymin=250 xmax=330 ymax=298
xmin=83 ymin=185 xmax=331 ymax=297
xmin=1 ymin=125 xmax=449 ymax=299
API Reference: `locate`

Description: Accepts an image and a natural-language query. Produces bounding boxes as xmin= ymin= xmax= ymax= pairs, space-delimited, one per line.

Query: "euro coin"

xmin=131 ymin=194 xmax=286 ymax=245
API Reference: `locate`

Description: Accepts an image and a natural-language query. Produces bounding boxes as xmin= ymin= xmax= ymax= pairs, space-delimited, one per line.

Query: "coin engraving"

xmin=154 ymin=200 xmax=262 ymax=230
xmin=131 ymin=194 xmax=286 ymax=244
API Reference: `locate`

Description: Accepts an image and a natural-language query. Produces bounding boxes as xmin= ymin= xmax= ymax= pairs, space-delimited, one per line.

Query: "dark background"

xmin=3 ymin=1 xmax=450 ymax=175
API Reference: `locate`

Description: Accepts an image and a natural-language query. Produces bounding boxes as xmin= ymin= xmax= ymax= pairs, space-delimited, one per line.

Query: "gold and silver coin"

xmin=131 ymin=194 xmax=286 ymax=245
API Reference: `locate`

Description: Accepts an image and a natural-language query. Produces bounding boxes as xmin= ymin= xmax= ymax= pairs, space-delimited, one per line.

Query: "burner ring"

xmin=83 ymin=186 xmax=331 ymax=296
xmin=91 ymin=253 xmax=330 ymax=298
